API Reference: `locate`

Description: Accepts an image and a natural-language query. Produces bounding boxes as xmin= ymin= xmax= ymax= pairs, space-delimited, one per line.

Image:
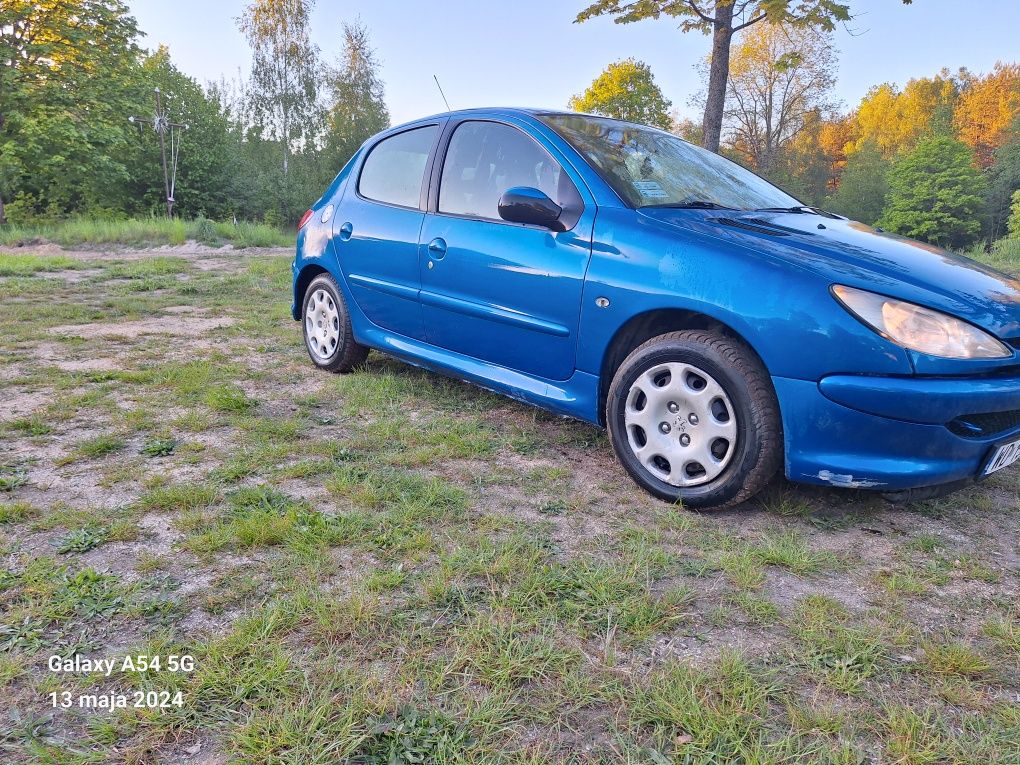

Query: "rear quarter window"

xmin=358 ymin=125 xmax=438 ymax=209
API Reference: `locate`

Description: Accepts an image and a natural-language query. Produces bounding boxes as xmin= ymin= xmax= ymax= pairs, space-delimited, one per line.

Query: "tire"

xmin=301 ymin=273 xmax=368 ymax=373
xmin=606 ymin=330 xmax=781 ymax=509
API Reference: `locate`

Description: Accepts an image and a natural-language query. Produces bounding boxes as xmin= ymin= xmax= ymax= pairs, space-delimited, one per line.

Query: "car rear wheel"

xmin=302 ymin=273 xmax=368 ymax=373
xmin=606 ymin=330 xmax=781 ymax=509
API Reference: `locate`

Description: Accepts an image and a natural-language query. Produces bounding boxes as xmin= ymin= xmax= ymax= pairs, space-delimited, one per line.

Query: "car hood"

xmin=639 ymin=208 xmax=1020 ymax=339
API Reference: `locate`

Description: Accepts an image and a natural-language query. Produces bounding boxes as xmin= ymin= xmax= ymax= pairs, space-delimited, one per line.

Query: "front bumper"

xmin=775 ymin=373 xmax=1020 ymax=491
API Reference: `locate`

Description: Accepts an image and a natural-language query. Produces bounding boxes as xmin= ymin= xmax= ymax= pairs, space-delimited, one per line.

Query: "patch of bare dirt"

xmin=137 ymin=513 xmax=185 ymax=557
xmin=649 ymin=622 xmax=789 ymax=667
xmin=0 ymin=360 xmax=26 ymax=382
xmin=47 ymin=315 xmax=234 ymax=339
xmin=1 ymin=240 xmax=290 ymax=264
xmin=54 ymin=357 xmax=122 ymax=372
xmin=2 ymin=241 xmax=65 ymax=256
xmin=0 ymin=388 xmax=50 ymax=421
xmin=39 ymin=267 xmax=105 ymax=283
xmin=766 ymin=568 xmax=872 ymax=612
xmin=190 ymin=256 xmax=248 ymax=272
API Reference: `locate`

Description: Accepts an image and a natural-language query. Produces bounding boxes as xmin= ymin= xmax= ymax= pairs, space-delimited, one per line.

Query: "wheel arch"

xmin=597 ymin=308 xmax=771 ymax=425
xmin=293 ymin=263 xmax=330 ymax=320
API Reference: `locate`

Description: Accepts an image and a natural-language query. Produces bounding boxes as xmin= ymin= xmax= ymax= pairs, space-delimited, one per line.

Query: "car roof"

xmin=392 ymin=107 xmax=635 ymax=129
xmin=409 ymin=106 xmax=556 ymax=122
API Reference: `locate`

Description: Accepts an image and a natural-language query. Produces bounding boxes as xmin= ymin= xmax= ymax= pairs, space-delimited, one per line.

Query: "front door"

xmin=418 ymin=119 xmax=593 ymax=381
xmin=334 ymin=123 xmax=439 ymax=341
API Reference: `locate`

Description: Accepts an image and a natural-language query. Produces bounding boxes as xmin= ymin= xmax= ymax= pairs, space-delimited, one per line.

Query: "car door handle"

xmin=338 ymin=222 xmax=353 ymax=241
xmin=427 ymin=237 xmax=447 ymax=259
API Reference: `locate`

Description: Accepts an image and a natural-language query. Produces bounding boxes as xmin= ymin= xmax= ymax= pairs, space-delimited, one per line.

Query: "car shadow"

xmin=354 ymin=352 xmax=1009 ymax=527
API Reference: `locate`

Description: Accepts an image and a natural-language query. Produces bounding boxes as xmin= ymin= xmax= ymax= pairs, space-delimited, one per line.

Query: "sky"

xmin=128 ymin=0 xmax=1018 ymax=125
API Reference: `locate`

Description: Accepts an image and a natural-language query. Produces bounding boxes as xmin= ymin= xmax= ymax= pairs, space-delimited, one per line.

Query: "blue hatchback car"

xmin=292 ymin=108 xmax=1020 ymax=508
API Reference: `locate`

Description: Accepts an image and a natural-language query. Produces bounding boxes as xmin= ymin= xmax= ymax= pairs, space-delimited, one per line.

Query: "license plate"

xmin=983 ymin=438 xmax=1020 ymax=476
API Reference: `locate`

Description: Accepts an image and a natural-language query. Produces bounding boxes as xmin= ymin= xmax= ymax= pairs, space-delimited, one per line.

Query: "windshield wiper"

xmin=754 ymin=205 xmax=839 ymax=218
xmin=640 ymin=200 xmax=736 ymax=210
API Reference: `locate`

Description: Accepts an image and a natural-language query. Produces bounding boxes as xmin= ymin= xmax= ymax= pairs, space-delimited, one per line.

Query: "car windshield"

xmin=539 ymin=113 xmax=801 ymax=211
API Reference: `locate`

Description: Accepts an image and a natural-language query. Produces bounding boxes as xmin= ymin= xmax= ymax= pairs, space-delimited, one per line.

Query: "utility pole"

xmin=129 ymin=88 xmax=188 ymax=217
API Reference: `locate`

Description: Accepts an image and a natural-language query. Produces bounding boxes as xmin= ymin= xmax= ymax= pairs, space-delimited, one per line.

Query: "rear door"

xmin=418 ymin=119 xmax=595 ymax=381
xmin=335 ymin=123 xmax=440 ymax=341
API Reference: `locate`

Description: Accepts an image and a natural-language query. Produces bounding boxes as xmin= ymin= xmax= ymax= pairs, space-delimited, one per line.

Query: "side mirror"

xmin=497 ymin=186 xmax=565 ymax=231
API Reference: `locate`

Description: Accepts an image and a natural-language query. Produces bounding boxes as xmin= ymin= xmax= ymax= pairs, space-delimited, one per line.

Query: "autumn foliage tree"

xmin=574 ymin=0 xmax=893 ymax=153
xmin=817 ymin=116 xmax=852 ymax=191
xmin=717 ymin=23 xmax=837 ymax=174
xmin=569 ymin=59 xmax=672 ymax=129
xmin=954 ymin=62 xmax=1020 ymax=168
xmin=824 ymin=64 xmax=1015 ymax=246
xmin=848 ymin=72 xmax=961 ymax=158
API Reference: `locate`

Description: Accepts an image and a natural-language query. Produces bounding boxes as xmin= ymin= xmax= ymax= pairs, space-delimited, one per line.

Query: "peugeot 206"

xmin=291 ymin=109 xmax=1020 ymax=509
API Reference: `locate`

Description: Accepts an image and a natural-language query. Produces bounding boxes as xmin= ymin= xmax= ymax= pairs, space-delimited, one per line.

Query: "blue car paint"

xmin=417 ymin=114 xmax=598 ymax=381
xmin=292 ymin=107 xmax=1020 ymax=493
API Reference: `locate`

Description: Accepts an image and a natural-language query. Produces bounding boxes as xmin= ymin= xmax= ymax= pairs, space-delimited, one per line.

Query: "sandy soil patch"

xmin=48 ymin=315 xmax=234 ymax=339
xmin=1 ymin=240 xmax=290 ymax=264
xmin=0 ymin=388 xmax=50 ymax=421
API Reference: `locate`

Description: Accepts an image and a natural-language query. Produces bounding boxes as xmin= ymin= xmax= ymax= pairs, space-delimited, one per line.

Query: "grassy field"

xmin=0 ymin=217 xmax=293 ymax=250
xmin=0 ymin=243 xmax=1018 ymax=764
xmin=963 ymin=235 xmax=1020 ymax=274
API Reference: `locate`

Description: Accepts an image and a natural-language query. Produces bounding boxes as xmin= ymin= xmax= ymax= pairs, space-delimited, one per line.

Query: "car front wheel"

xmin=606 ymin=330 xmax=781 ymax=509
xmin=302 ymin=273 xmax=368 ymax=373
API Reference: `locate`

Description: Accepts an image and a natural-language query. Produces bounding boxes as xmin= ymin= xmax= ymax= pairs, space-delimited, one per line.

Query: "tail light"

xmin=298 ymin=209 xmax=313 ymax=229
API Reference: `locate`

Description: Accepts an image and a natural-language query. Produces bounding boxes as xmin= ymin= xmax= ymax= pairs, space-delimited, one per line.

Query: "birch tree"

xmin=237 ymin=0 xmax=321 ymax=177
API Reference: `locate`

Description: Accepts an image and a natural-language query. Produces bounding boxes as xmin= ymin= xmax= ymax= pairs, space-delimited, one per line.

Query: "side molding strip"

xmin=419 ymin=290 xmax=570 ymax=337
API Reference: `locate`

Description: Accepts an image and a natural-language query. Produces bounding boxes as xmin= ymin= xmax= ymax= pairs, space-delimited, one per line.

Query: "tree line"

xmin=4 ymin=1 xmax=1018 ymax=251
xmin=571 ymin=25 xmax=1020 ymax=251
xmin=0 ymin=0 xmax=389 ymax=226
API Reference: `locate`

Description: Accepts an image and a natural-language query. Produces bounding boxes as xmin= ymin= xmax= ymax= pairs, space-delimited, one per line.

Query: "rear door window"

xmin=358 ymin=125 xmax=438 ymax=209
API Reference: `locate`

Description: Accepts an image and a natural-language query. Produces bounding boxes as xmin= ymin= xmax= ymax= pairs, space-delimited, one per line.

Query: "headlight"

xmin=832 ymin=285 xmax=1011 ymax=359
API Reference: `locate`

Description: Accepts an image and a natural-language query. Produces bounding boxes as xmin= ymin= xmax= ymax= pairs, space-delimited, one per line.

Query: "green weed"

xmin=141 ymin=437 xmax=177 ymax=457
xmin=56 ymin=527 xmax=109 ymax=554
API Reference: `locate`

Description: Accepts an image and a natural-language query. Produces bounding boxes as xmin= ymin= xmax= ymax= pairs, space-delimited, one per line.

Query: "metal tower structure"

xmin=128 ymin=88 xmax=188 ymax=217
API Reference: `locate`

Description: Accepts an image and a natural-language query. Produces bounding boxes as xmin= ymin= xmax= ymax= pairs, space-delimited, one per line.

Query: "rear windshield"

xmin=539 ymin=113 xmax=800 ymax=211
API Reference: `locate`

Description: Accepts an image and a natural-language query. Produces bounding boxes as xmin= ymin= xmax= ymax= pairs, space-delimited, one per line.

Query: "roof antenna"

xmin=433 ymin=74 xmax=451 ymax=112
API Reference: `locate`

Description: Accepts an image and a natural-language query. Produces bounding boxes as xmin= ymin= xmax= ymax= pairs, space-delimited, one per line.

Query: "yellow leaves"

xmin=954 ymin=62 xmax=1020 ymax=168
xmin=845 ymin=63 xmax=1020 ymax=169
xmin=818 ymin=117 xmax=852 ymax=171
xmin=721 ymin=23 xmax=837 ymax=172
xmin=569 ymin=59 xmax=672 ymax=130
xmin=849 ymin=74 xmax=959 ymax=158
